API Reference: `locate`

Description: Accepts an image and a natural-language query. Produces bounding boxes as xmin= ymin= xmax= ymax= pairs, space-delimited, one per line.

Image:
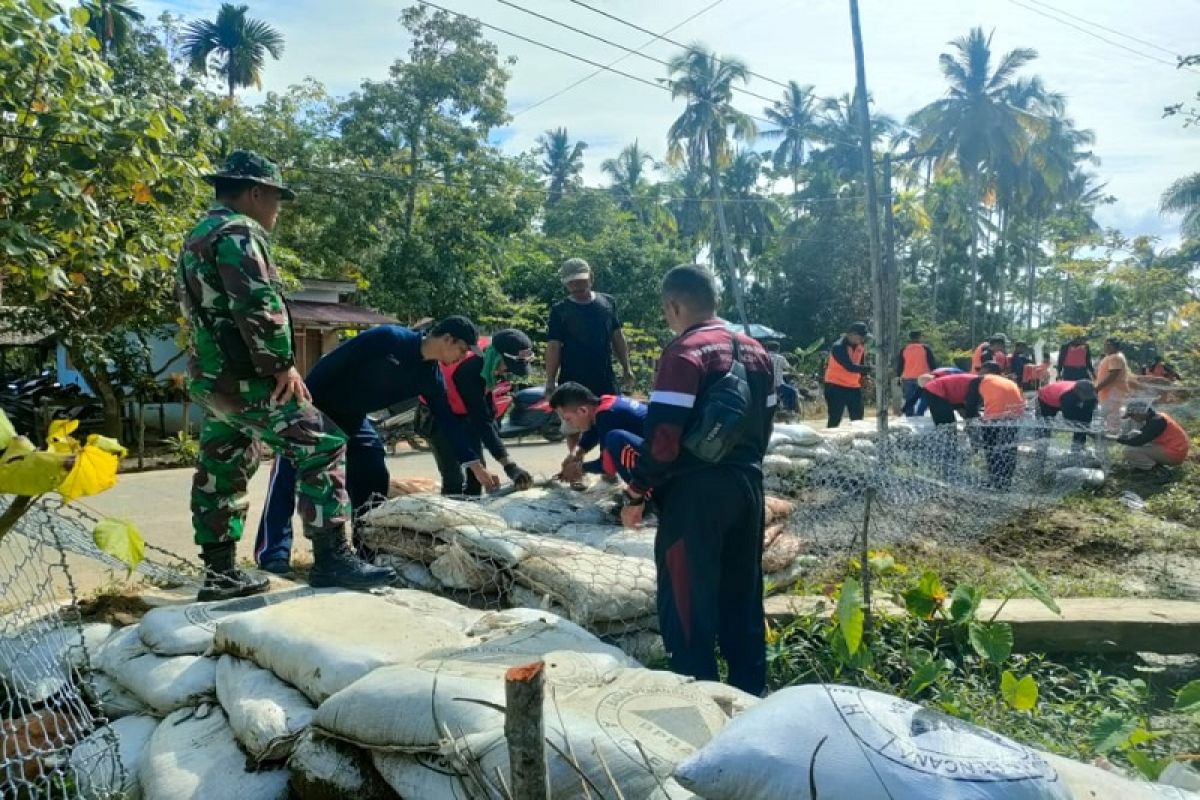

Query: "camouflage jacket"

xmin=176 ymin=205 xmax=294 ymax=392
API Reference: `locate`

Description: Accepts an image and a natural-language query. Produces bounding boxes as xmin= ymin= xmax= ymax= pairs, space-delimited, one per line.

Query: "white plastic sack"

xmin=515 ymin=551 xmax=657 ymax=623
xmin=551 ymin=523 xmax=621 ymax=548
xmin=69 ymin=714 xmax=158 ymax=800
xmin=213 ymin=592 xmax=468 ymax=703
xmin=215 ymin=655 xmax=315 ymax=762
xmin=692 ymin=680 xmax=761 ymax=719
xmin=450 ymin=524 xmax=592 ymax=566
xmin=773 ymin=423 xmax=822 ymax=446
xmin=1040 ymin=753 xmax=1200 ymax=800
xmin=485 ymin=488 xmax=611 ymax=532
xmin=674 ymin=684 xmax=1070 ymax=800
xmin=0 ymin=621 xmax=112 ymax=703
xmin=87 ymin=672 xmax=150 ymax=719
xmin=375 ymin=587 xmax=487 ymax=631
xmin=375 ymin=553 xmax=440 ymax=591
xmin=103 ymin=645 xmax=216 ymax=716
xmin=603 ymin=528 xmax=656 ymax=560
xmin=139 ymin=706 xmax=289 ymax=800
xmin=288 ymin=730 xmax=396 ymax=800
xmin=763 ymin=454 xmax=798 ymax=477
xmin=362 ymin=493 xmax=505 ymax=532
xmin=429 ymin=542 xmax=499 ymax=591
xmin=359 ymin=526 xmax=441 ymax=561
xmin=1056 ymin=467 xmax=1106 ymax=487
xmin=137 ymin=587 xmax=320 ymax=656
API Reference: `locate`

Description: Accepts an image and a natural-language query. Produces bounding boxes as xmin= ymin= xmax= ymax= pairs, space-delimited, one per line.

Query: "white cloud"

xmin=151 ymin=0 xmax=1199 ymax=238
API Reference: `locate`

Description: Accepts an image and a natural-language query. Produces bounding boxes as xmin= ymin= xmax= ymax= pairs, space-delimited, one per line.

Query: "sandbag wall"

xmin=359 ymin=486 xmax=808 ymax=657
xmin=22 ymin=588 xmax=759 ymax=799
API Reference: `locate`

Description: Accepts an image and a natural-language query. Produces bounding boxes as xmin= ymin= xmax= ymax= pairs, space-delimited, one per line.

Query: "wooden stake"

xmin=505 ymin=660 xmax=547 ymax=800
xmin=861 ymin=487 xmax=875 ymax=642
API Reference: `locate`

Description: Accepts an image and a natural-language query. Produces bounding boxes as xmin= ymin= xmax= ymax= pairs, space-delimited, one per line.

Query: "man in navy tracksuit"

xmin=622 ymin=265 xmax=775 ymax=696
xmin=253 ymin=318 xmax=500 ymax=573
xmin=549 ymin=383 xmax=648 ymax=485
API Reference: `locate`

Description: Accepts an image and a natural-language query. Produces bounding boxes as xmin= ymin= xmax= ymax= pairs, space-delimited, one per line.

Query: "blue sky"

xmin=148 ymin=0 xmax=1199 ymax=241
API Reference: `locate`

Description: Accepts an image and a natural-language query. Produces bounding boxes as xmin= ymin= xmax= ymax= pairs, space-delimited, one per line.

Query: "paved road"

xmin=60 ymin=439 xmax=570 ymax=598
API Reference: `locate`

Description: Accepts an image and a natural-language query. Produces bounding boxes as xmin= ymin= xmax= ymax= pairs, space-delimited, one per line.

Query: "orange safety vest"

xmin=1155 ymin=413 xmax=1190 ymax=463
xmin=437 ymin=353 xmax=476 ymax=415
xmin=979 ymin=375 xmax=1025 ymax=419
xmin=825 ymin=342 xmax=865 ymax=388
xmin=1037 ymin=381 xmax=1075 ymax=408
xmin=971 ymin=344 xmax=1008 ymax=373
xmin=900 ymin=343 xmax=932 ymax=379
xmin=1062 ymin=344 xmax=1089 ymax=369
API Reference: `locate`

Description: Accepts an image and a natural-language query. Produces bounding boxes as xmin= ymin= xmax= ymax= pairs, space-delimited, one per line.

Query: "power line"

xmin=494 ymin=0 xmax=780 ymax=108
xmin=1006 ymin=0 xmax=1199 ymax=73
xmin=1021 ymin=0 xmax=1186 ymax=59
xmin=512 ymin=0 xmax=729 ymax=118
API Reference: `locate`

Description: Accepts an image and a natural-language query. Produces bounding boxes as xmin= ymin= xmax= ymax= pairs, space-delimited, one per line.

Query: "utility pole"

xmin=847 ymin=0 xmax=892 ymax=432
xmin=882 ymin=152 xmax=900 ymax=405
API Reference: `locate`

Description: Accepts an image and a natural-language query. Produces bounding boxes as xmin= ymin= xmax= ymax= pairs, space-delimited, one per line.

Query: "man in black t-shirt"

xmin=544 ymin=258 xmax=634 ymax=398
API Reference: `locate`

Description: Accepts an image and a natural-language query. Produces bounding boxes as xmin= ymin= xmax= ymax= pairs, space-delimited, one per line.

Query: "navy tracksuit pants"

xmin=654 ymin=464 xmax=766 ymax=696
xmin=254 ymin=415 xmax=388 ymax=566
xmin=597 ymin=429 xmax=644 ymax=484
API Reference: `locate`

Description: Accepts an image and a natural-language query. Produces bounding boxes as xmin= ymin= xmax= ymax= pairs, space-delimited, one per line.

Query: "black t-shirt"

xmin=547 ymin=293 xmax=621 ymax=395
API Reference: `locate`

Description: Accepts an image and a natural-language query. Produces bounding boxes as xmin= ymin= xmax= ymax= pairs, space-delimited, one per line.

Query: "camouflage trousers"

xmin=188 ymin=376 xmax=349 ymax=547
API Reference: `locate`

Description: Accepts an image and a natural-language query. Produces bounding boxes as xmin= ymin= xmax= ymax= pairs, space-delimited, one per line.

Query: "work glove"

xmin=504 ymin=462 xmax=534 ymax=491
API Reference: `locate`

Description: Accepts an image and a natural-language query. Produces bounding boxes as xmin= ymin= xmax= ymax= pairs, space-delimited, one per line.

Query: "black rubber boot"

xmin=309 ymin=528 xmax=396 ymax=589
xmin=197 ymin=542 xmax=270 ymax=602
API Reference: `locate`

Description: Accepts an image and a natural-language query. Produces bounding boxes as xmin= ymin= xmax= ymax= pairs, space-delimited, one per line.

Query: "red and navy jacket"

xmin=629 ymin=320 xmax=776 ymax=493
xmin=577 ymin=395 xmax=647 ymax=475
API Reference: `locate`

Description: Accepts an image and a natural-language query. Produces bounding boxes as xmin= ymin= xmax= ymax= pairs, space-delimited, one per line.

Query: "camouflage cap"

xmin=203 ymin=150 xmax=295 ymax=200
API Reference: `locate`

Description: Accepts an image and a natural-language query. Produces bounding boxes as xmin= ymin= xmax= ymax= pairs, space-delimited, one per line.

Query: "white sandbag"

xmin=673 ymin=684 xmax=1069 ymax=800
xmin=0 ymin=621 xmax=112 ymax=703
xmin=86 ymin=672 xmax=150 ymax=719
xmin=451 ymin=609 xmax=636 ymax=672
xmin=609 ymin=629 xmax=667 ymax=664
xmin=446 ymin=668 xmax=729 ymax=799
xmin=213 ymin=592 xmax=468 ymax=703
xmin=485 ymin=488 xmax=611 ymax=532
xmin=363 ymin=493 xmax=506 ymax=531
xmin=852 ymin=438 xmax=877 ymax=453
xmin=515 ymin=551 xmax=657 ymax=623
xmin=552 ymin=523 xmax=622 ymax=548
xmin=288 ymin=730 xmax=396 ymax=800
xmin=69 ymin=714 xmax=158 ymax=800
xmin=509 ymin=584 xmax=573 ymax=618
xmin=603 ymin=527 xmax=657 ymax=560
xmin=139 ymin=706 xmax=289 ymax=800
xmin=374 ymin=587 xmax=487 ymax=631
xmin=764 ymin=454 xmax=798 ymax=476
xmin=770 ymin=443 xmax=816 ymax=458
xmin=94 ymin=624 xmax=147 ymax=674
xmin=370 ymin=751 xmax=471 ymax=800
xmin=111 ymin=653 xmax=217 ymax=716
xmin=359 ymin=526 xmax=442 ymax=561
xmin=1161 ymin=761 xmax=1200 ymax=791
xmin=773 ymin=423 xmax=822 ymax=446
xmin=215 ymin=655 xmax=315 ymax=762
xmin=137 ymin=587 xmax=320 ymax=656
xmin=1040 ymin=752 xmax=1199 ymax=799
xmin=375 ymin=553 xmax=440 ymax=591
xmin=429 ymin=542 xmax=498 ymax=591
xmin=1056 ymin=466 xmax=1106 ymax=487
xmin=451 ymin=524 xmax=592 ymax=566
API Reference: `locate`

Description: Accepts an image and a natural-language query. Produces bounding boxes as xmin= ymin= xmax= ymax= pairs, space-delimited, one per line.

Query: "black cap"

xmin=491 ymin=328 xmax=533 ymax=377
xmin=430 ymin=316 xmax=480 ymax=353
xmin=848 ymin=322 xmax=869 ymax=337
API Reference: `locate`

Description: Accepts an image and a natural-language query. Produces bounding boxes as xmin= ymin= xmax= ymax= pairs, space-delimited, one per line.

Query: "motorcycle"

xmin=368 ymin=397 xmax=430 ymax=452
xmin=494 ymin=381 xmax=563 ymax=442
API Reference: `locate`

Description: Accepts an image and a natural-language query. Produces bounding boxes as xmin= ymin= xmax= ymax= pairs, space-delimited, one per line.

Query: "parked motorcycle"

xmin=368 ymin=397 xmax=430 ymax=452
xmin=495 ymin=383 xmax=563 ymax=442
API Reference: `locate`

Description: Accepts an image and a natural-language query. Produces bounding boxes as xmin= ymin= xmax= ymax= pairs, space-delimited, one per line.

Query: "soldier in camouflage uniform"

xmin=177 ymin=150 xmax=395 ymax=601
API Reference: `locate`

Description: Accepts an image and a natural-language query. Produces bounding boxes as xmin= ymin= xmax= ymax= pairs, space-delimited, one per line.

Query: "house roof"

xmin=288 ymin=301 xmax=397 ymax=329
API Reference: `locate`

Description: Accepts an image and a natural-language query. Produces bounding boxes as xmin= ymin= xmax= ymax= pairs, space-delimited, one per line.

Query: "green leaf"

xmin=837 ymin=577 xmax=865 ymax=655
xmin=1000 ymin=670 xmax=1039 ymax=711
xmin=969 ymin=621 xmax=1014 ymax=663
xmin=93 ymin=518 xmax=144 ymax=577
xmin=905 ymin=651 xmax=943 ymax=696
xmin=1174 ymin=680 xmax=1200 ymax=714
xmin=0 ymin=409 xmax=16 ymax=451
xmin=1089 ymin=712 xmax=1138 ymax=755
xmin=69 ymin=5 xmax=90 ymax=28
xmin=902 ymin=570 xmax=946 ymax=619
xmin=949 ymin=584 xmax=983 ymax=625
xmin=1125 ymin=750 xmax=1169 ymax=781
xmin=1014 ymin=564 xmax=1061 ymax=615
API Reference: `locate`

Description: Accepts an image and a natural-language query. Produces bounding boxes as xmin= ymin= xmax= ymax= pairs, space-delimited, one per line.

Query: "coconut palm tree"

xmin=909 ymin=27 xmax=1042 ymax=342
xmin=601 ymin=140 xmax=655 ymax=208
xmin=762 ymin=81 xmax=820 ymax=193
xmin=1162 ymin=172 xmax=1200 ymax=239
xmin=537 ymin=127 xmax=587 ymax=205
xmin=722 ymin=151 xmax=778 ymax=282
xmin=82 ymin=0 xmax=144 ymax=57
xmin=666 ymin=45 xmax=757 ymax=328
xmin=181 ymin=3 xmax=285 ymax=99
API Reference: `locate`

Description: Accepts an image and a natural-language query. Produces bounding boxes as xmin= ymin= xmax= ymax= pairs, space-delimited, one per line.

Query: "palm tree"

xmin=762 ymin=81 xmax=820 ymax=193
xmin=537 ymin=127 xmax=586 ymax=204
xmin=601 ymin=140 xmax=655 ymax=207
xmin=181 ymin=3 xmax=285 ymax=99
xmin=83 ymin=0 xmax=144 ymax=57
xmin=909 ymin=27 xmax=1042 ymax=342
xmin=1162 ymin=172 xmax=1200 ymax=239
xmin=667 ymin=45 xmax=757 ymax=328
xmin=722 ymin=151 xmax=778 ymax=279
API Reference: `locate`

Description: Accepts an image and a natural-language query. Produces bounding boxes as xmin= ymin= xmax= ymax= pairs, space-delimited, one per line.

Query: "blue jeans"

xmin=254 ymin=416 xmax=388 ymax=566
xmin=902 ymin=379 xmax=923 ymax=416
